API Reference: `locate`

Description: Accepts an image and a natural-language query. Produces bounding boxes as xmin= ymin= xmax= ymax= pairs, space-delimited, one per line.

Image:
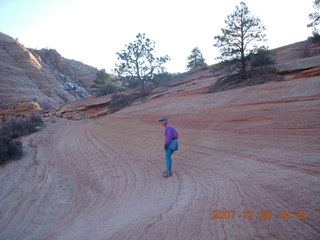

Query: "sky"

xmin=0 ymin=0 xmax=316 ymax=73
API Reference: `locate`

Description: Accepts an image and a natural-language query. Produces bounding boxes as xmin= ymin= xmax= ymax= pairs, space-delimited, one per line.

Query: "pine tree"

xmin=90 ymin=69 xmax=111 ymax=93
xmin=214 ymin=2 xmax=266 ymax=79
xmin=114 ymin=33 xmax=170 ymax=94
xmin=186 ymin=47 xmax=207 ymax=70
xmin=308 ymin=0 xmax=320 ymax=35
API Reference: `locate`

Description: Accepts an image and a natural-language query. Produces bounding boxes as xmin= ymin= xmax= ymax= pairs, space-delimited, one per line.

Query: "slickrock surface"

xmin=0 ymin=71 xmax=319 ymax=240
xmin=0 ymin=32 xmax=96 ymax=107
xmin=273 ymin=39 xmax=320 ymax=63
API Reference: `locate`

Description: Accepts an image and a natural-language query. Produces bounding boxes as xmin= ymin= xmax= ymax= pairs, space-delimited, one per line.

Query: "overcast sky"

xmin=0 ymin=0 xmax=315 ymax=73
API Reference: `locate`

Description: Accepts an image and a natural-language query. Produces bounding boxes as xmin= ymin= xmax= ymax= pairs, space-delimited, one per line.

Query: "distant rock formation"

xmin=0 ymin=32 xmax=98 ymax=109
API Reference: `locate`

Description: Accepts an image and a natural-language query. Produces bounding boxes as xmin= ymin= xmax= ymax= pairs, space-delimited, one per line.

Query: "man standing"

xmin=159 ymin=117 xmax=178 ymax=177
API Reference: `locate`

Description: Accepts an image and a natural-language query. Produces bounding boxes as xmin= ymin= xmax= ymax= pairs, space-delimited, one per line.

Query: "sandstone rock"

xmin=0 ymin=32 xmax=97 ymax=107
xmin=0 ymin=100 xmax=43 ymax=120
xmin=273 ymin=40 xmax=320 ymax=63
xmin=275 ymin=55 xmax=320 ymax=74
xmin=1 ymin=70 xmax=319 ymax=239
xmin=46 ymin=95 xmax=112 ymax=120
xmin=292 ymin=65 xmax=320 ymax=79
xmin=0 ymin=38 xmax=320 ymax=240
xmin=30 ymin=48 xmax=97 ymax=93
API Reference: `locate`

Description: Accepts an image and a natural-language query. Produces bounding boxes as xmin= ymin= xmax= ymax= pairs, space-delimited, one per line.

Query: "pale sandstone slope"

xmin=0 ymin=40 xmax=319 ymax=240
xmin=0 ymin=32 xmax=96 ymax=107
xmin=0 ymin=70 xmax=319 ymax=240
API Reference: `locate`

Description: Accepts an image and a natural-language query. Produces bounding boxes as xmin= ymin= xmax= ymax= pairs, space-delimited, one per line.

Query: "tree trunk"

xmin=240 ymin=56 xmax=246 ymax=80
xmin=135 ymin=62 xmax=145 ymax=94
xmin=140 ymin=80 xmax=145 ymax=94
xmin=240 ymin=35 xmax=246 ymax=79
xmin=240 ymin=12 xmax=247 ymax=80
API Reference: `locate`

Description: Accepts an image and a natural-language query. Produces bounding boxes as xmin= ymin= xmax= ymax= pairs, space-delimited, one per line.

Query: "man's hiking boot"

xmin=162 ymin=171 xmax=173 ymax=177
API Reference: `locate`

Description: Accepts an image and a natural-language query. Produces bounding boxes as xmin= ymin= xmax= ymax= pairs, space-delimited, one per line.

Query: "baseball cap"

xmin=159 ymin=117 xmax=168 ymax=122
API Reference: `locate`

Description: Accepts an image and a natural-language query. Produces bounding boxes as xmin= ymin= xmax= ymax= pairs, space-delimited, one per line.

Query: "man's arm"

xmin=164 ymin=126 xmax=173 ymax=147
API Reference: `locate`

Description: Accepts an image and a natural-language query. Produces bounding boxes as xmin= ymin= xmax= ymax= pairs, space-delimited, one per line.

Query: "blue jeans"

xmin=166 ymin=148 xmax=174 ymax=173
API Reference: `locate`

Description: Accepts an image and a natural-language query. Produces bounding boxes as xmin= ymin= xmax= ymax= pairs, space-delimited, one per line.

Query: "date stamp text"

xmin=211 ymin=210 xmax=308 ymax=220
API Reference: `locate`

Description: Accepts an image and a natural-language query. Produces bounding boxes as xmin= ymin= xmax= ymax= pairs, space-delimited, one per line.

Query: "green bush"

xmin=0 ymin=115 xmax=44 ymax=163
xmin=150 ymin=72 xmax=173 ymax=86
xmin=95 ymin=83 xmax=124 ymax=97
xmin=210 ymin=59 xmax=238 ymax=74
xmin=251 ymin=48 xmax=274 ymax=67
xmin=140 ymin=89 xmax=151 ymax=97
xmin=0 ymin=135 xmax=22 ymax=163
xmin=311 ymin=31 xmax=320 ymax=43
xmin=0 ymin=115 xmax=44 ymax=139
xmin=108 ymin=93 xmax=134 ymax=113
xmin=29 ymin=114 xmax=44 ymax=126
xmin=90 ymin=69 xmax=112 ymax=93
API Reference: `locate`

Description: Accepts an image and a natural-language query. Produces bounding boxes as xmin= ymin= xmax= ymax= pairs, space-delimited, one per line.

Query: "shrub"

xmin=209 ymin=74 xmax=242 ymax=93
xmin=29 ymin=114 xmax=44 ymax=126
xmin=96 ymin=83 xmax=124 ymax=97
xmin=209 ymin=66 xmax=283 ymax=94
xmin=0 ymin=135 xmax=22 ymax=163
xmin=0 ymin=115 xmax=44 ymax=163
xmin=250 ymin=48 xmax=274 ymax=68
xmin=108 ymin=93 xmax=134 ymax=113
xmin=140 ymin=89 xmax=151 ymax=97
xmin=302 ymin=34 xmax=320 ymax=57
xmin=90 ymin=69 xmax=112 ymax=93
xmin=150 ymin=72 xmax=173 ymax=86
xmin=0 ymin=115 xmax=44 ymax=139
xmin=311 ymin=31 xmax=320 ymax=43
xmin=210 ymin=59 xmax=238 ymax=75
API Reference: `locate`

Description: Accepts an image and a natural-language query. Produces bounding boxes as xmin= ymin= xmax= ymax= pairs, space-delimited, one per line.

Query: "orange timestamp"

xmin=211 ymin=210 xmax=308 ymax=220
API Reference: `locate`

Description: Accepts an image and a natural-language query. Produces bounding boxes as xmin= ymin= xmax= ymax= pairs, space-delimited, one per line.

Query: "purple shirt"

xmin=164 ymin=124 xmax=178 ymax=146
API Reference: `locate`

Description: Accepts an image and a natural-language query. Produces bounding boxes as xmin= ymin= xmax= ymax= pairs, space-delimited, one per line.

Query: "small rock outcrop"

xmin=44 ymin=95 xmax=112 ymax=120
xmin=0 ymin=100 xmax=43 ymax=121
